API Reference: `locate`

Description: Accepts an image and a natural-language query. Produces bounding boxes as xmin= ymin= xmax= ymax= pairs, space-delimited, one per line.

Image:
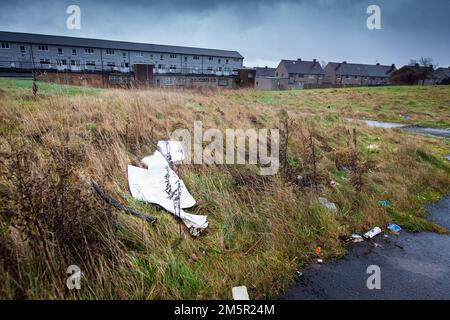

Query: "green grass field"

xmin=0 ymin=78 xmax=449 ymax=299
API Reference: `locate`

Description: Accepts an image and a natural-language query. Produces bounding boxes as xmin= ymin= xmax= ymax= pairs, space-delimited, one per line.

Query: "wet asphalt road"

xmin=427 ymin=195 xmax=450 ymax=230
xmin=282 ymin=196 xmax=450 ymax=300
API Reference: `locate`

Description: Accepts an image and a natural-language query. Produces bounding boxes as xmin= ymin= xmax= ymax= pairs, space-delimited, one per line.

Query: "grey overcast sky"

xmin=1 ymin=0 xmax=449 ymax=68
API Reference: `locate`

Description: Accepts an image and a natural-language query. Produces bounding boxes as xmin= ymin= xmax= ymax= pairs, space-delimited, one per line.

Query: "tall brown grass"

xmin=0 ymin=83 xmax=449 ymax=299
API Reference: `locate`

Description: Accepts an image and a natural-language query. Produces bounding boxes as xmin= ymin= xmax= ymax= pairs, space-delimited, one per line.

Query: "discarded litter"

xmin=128 ymin=140 xmax=208 ymax=236
xmin=330 ymin=180 xmax=339 ymax=187
xmin=367 ymin=144 xmax=379 ymax=151
xmin=364 ymin=226 xmax=382 ymax=239
xmin=91 ymin=180 xmax=156 ymax=224
xmin=317 ymin=259 xmax=323 ymax=264
xmin=378 ymin=199 xmax=392 ymax=208
xmin=315 ymin=246 xmax=322 ymax=254
xmin=157 ymin=140 xmax=185 ymax=163
xmin=232 ymin=286 xmax=250 ymax=300
xmin=402 ymin=115 xmax=410 ymax=121
xmin=351 ymin=234 xmax=364 ymax=243
xmin=319 ymin=197 xmax=338 ymax=211
xmin=387 ymin=223 xmax=402 ymax=233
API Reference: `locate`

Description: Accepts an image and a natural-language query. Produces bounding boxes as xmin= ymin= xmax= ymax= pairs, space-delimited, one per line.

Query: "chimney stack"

xmin=297 ymin=58 xmax=302 ymax=61
xmin=376 ymin=63 xmax=380 ymax=66
xmin=342 ymin=61 xmax=347 ymax=64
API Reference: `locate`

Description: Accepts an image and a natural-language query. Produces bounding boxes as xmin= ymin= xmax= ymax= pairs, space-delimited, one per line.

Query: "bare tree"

xmin=409 ymin=59 xmax=418 ymax=66
xmin=419 ymin=57 xmax=435 ymax=68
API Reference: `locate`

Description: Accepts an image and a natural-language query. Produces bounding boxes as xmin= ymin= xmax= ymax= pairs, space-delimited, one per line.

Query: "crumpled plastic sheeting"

xmin=156 ymin=140 xmax=185 ymax=163
xmin=128 ymin=141 xmax=208 ymax=236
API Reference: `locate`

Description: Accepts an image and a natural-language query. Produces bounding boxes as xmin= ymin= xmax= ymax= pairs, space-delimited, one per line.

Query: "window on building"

xmin=70 ymin=60 xmax=80 ymax=66
xmin=135 ymin=51 xmax=144 ymax=57
xmin=121 ymin=62 xmax=129 ymax=68
xmin=218 ymin=79 xmax=229 ymax=86
xmin=38 ymin=45 xmax=48 ymax=51
xmin=106 ymin=49 xmax=115 ymax=55
xmin=122 ymin=52 xmax=127 ymax=58
xmin=56 ymin=59 xmax=67 ymax=66
xmin=39 ymin=58 xmax=50 ymax=65
xmin=169 ymin=65 xmax=177 ymax=70
xmin=170 ymin=54 xmax=177 ymax=59
xmin=58 ymin=48 xmax=63 ymax=55
xmin=160 ymin=55 xmax=164 ymax=60
xmin=176 ymin=78 xmax=186 ymax=85
xmin=164 ymin=78 xmax=174 ymax=86
xmin=20 ymin=46 xmax=26 ymax=53
xmin=107 ymin=62 xmax=116 ymax=67
xmin=1 ymin=42 xmax=10 ymax=49
xmin=85 ymin=48 xmax=95 ymax=54
xmin=72 ymin=49 xmax=77 ymax=56
xmin=208 ymin=56 xmax=213 ymax=61
xmin=226 ymin=59 xmax=229 ymax=64
xmin=233 ymin=58 xmax=240 ymax=62
xmin=354 ymin=76 xmax=358 ymax=79
xmin=193 ymin=56 xmax=200 ymax=60
xmin=345 ymin=75 xmax=349 ymax=79
xmin=86 ymin=61 xmax=96 ymax=66
xmin=207 ymin=67 xmax=213 ymax=71
xmin=218 ymin=58 xmax=221 ymax=64
xmin=184 ymin=57 xmax=187 ymax=62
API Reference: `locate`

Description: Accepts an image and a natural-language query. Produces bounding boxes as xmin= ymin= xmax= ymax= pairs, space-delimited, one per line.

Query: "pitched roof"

xmin=255 ymin=67 xmax=277 ymax=77
xmin=432 ymin=67 xmax=450 ymax=78
xmin=279 ymin=59 xmax=324 ymax=75
xmin=327 ymin=62 xmax=396 ymax=77
xmin=0 ymin=31 xmax=243 ymax=59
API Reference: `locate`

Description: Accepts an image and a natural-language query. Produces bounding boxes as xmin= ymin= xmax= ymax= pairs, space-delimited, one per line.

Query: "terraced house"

xmin=0 ymin=31 xmax=244 ymax=88
xmin=275 ymin=59 xmax=325 ymax=88
xmin=324 ymin=61 xmax=396 ymax=85
xmin=425 ymin=66 xmax=450 ymax=85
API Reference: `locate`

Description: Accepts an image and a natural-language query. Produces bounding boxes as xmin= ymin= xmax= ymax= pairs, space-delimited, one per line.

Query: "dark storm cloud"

xmin=0 ymin=0 xmax=449 ymax=67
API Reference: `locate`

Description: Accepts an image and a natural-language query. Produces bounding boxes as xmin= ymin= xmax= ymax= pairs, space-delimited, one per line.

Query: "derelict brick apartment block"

xmin=0 ymin=31 xmax=244 ymax=88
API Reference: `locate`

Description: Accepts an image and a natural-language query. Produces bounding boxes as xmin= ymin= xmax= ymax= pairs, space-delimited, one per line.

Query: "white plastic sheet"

xmin=157 ymin=140 xmax=185 ymax=163
xmin=128 ymin=141 xmax=208 ymax=236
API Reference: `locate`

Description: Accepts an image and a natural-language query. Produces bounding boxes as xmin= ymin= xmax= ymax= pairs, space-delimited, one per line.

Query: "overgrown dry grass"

xmin=0 ymin=80 xmax=449 ymax=299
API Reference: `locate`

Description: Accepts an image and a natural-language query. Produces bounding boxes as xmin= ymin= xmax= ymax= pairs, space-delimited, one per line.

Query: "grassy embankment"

xmin=0 ymin=78 xmax=449 ymax=299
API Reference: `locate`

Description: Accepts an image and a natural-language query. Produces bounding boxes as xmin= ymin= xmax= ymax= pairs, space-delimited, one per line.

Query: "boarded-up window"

xmin=218 ymin=79 xmax=228 ymax=86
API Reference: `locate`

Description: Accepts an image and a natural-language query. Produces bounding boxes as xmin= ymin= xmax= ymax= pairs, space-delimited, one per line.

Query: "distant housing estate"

xmin=253 ymin=59 xmax=398 ymax=90
xmin=1 ymin=31 xmax=448 ymax=90
xmin=324 ymin=62 xmax=396 ymax=85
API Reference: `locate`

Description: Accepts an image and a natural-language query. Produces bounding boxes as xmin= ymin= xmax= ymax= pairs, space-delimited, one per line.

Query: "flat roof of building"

xmin=0 ymin=31 xmax=244 ymax=59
